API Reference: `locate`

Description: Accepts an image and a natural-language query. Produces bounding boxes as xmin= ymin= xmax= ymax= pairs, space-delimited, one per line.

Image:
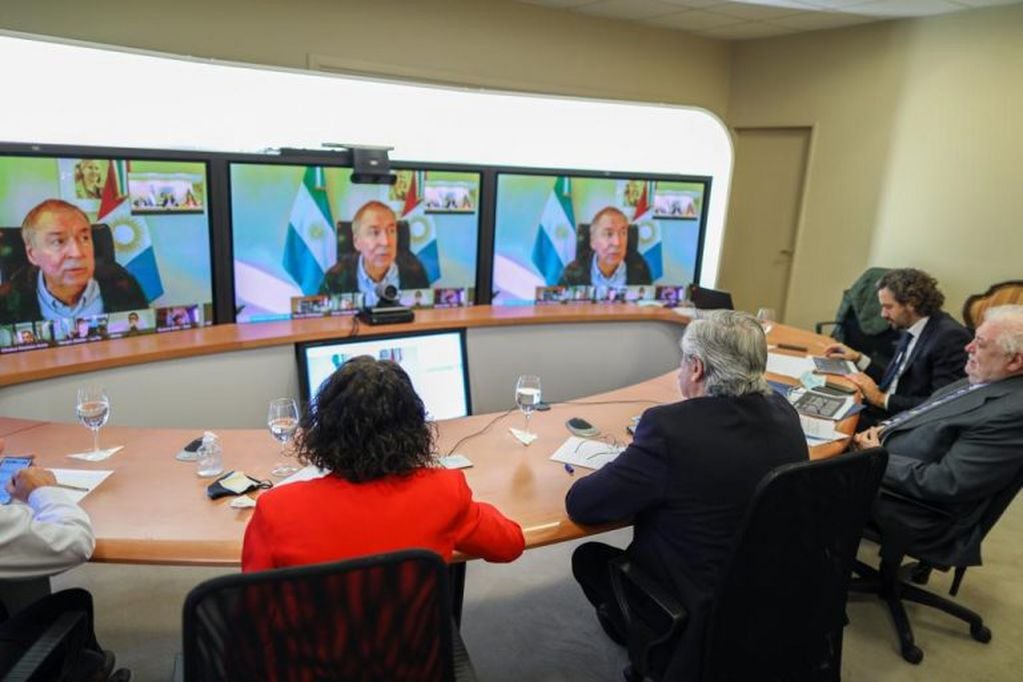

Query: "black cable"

xmin=444 ymin=407 xmax=516 ymax=456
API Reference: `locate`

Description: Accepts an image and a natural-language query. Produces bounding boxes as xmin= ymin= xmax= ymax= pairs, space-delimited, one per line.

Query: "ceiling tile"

xmin=645 ymin=8 xmax=748 ymax=28
xmin=709 ymin=1 xmax=808 ymax=18
xmin=703 ymin=20 xmax=799 ymax=37
xmin=767 ymin=10 xmax=877 ymax=28
xmin=575 ymin=0 xmax=684 ymax=20
xmin=844 ymin=0 xmax=966 ymax=16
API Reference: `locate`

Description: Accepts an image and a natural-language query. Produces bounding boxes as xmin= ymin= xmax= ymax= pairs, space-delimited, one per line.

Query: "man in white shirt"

xmin=0 ymin=438 xmax=129 ymax=681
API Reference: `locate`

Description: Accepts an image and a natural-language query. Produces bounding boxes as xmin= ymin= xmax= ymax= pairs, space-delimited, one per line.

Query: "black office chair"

xmin=686 ymin=284 xmax=734 ymax=310
xmin=180 ymin=549 xmax=476 ymax=682
xmin=0 ymin=611 xmax=91 ymax=681
xmin=610 ymin=449 xmax=888 ymax=681
xmin=849 ymin=467 xmax=1023 ymax=664
xmin=0 ymin=224 xmax=118 ymax=283
xmin=610 ymin=448 xmax=888 ymax=682
xmin=815 ymin=267 xmax=899 ymax=369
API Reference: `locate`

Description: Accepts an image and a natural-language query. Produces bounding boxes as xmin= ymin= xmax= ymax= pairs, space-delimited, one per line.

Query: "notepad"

xmin=48 ymin=469 xmax=113 ymax=503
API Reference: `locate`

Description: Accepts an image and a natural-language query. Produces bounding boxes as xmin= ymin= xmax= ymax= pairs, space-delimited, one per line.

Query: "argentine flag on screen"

xmin=97 ymin=160 xmax=164 ymax=302
xmin=531 ymin=177 xmax=576 ymax=285
xmin=282 ymin=167 xmax=336 ymax=295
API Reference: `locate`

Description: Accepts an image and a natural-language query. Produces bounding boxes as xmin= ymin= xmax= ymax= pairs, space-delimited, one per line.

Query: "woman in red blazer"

xmin=241 ymin=357 xmax=524 ymax=571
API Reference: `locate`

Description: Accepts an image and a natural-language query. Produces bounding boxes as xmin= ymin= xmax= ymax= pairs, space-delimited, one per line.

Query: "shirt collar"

xmin=590 ymin=254 xmax=626 ymax=288
xmin=906 ymin=316 xmax=929 ymax=339
xmin=36 ymin=270 xmax=104 ymax=321
xmin=356 ymin=257 xmax=400 ymax=307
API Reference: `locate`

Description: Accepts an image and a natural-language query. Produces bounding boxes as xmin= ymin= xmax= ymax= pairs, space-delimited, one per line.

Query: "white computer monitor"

xmin=296 ymin=329 xmax=471 ymax=420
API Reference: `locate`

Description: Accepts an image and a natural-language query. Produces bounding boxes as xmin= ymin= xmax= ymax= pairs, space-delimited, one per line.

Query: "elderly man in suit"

xmin=826 ymin=268 xmax=970 ymax=427
xmin=854 ymin=304 xmax=1023 ymax=566
xmin=566 ymin=310 xmax=807 ymax=679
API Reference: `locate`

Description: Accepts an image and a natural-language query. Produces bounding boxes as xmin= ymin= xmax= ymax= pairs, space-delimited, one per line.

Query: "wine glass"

xmin=514 ymin=375 xmax=542 ymax=440
xmin=756 ymin=307 xmax=776 ymax=335
xmin=267 ymin=398 xmax=300 ymax=477
xmin=76 ymin=387 xmax=110 ymax=455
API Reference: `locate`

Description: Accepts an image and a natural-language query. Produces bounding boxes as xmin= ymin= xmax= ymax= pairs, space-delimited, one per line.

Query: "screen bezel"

xmin=225 ymin=155 xmax=485 ymax=323
xmin=0 ymin=141 xmax=220 ymax=328
xmin=486 ymin=167 xmax=712 ymax=305
xmin=294 ymin=327 xmax=473 ymax=418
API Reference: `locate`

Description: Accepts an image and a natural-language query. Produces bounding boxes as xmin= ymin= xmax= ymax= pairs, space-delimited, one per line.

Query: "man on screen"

xmin=318 ymin=200 xmax=429 ymax=307
xmin=559 ymin=207 xmax=652 ymax=288
xmin=0 ymin=199 xmax=147 ymax=325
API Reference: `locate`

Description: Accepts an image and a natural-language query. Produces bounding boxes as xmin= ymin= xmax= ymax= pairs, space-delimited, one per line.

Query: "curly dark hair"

xmin=876 ymin=268 xmax=945 ymax=317
xmin=295 ymin=356 xmax=437 ymax=483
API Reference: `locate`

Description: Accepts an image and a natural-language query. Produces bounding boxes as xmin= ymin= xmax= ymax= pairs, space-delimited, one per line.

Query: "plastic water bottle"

xmin=196 ymin=431 xmax=224 ymax=478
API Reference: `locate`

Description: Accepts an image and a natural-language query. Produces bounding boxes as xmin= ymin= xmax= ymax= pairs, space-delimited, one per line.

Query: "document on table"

xmin=48 ymin=469 xmax=113 ymax=504
xmin=550 ymin=436 xmax=625 ymax=471
xmin=799 ymin=415 xmax=851 ymax=445
xmin=766 ymin=352 xmax=816 ymax=379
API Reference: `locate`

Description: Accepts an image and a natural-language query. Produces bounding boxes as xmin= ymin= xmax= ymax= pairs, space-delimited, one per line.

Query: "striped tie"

xmin=878 ymin=330 xmax=913 ymax=392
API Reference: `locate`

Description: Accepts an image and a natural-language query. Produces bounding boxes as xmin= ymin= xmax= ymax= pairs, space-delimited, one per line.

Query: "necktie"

xmin=878 ymin=330 xmax=913 ymax=392
xmin=880 ymin=382 xmax=974 ymax=432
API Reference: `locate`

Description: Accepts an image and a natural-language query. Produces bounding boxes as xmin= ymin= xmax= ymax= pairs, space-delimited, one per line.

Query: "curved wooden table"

xmin=1 ymin=315 xmax=856 ymax=567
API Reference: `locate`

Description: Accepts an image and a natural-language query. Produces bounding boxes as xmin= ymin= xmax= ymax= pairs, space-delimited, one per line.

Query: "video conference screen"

xmin=296 ymin=329 xmax=471 ymax=420
xmin=230 ymin=163 xmax=481 ymax=323
xmin=0 ymin=153 xmax=214 ymax=353
xmin=491 ymin=173 xmax=706 ymax=306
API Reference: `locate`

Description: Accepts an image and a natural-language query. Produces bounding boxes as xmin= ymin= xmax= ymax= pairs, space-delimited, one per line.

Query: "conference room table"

xmin=0 ymin=316 xmax=858 ymax=569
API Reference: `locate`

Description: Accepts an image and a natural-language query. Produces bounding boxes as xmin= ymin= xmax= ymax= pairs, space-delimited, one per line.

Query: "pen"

xmin=563 ymin=463 xmax=575 ymax=475
xmin=777 ymin=343 xmax=808 ymax=352
xmin=53 ymin=483 xmax=90 ymax=492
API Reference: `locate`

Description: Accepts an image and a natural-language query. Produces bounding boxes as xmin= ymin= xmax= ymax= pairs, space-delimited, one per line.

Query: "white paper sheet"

xmin=766 ymin=353 xmax=816 ymax=379
xmin=48 ymin=469 xmax=113 ymax=503
xmin=799 ymin=415 xmax=851 ymax=444
xmin=550 ymin=436 xmax=625 ymax=470
xmin=274 ymin=465 xmax=329 ymax=487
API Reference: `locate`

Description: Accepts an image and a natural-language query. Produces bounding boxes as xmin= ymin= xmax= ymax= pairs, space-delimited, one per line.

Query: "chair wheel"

xmin=970 ymin=623 xmax=992 ymax=643
xmin=901 ymin=644 xmax=923 ymax=664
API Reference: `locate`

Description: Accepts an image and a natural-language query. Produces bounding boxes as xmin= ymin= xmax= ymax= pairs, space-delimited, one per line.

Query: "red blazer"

xmin=242 ymin=468 xmax=524 ymax=571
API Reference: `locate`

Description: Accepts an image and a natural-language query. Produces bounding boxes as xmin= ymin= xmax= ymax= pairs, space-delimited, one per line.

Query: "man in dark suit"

xmin=566 ymin=311 xmax=807 ymax=678
xmin=0 ymin=199 xmax=147 ymax=325
xmin=826 ymin=268 xmax=970 ymax=426
xmin=558 ymin=207 xmax=652 ymax=288
xmin=318 ymin=201 xmax=429 ymax=306
xmin=854 ymin=304 xmax=1023 ymax=566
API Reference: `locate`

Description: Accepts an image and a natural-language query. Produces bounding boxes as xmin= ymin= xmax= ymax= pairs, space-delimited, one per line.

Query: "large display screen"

xmin=231 ymin=164 xmax=481 ymax=322
xmin=296 ymin=329 xmax=471 ymax=420
xmin=491 ymin=173 xmax=707 ymax=305
xmin=0 ymin=154 xmax=214 ymax=353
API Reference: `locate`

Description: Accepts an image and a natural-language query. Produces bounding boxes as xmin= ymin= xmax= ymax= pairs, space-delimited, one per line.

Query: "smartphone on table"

xmin=0 ymin=455 xmax=35 ymax=504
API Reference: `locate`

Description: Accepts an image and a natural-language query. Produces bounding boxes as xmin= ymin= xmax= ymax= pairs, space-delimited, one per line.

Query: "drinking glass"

xmin=514 ymin=375 xmax=542 ymax=440
xmin=76 ymin=387 xmax=110 ymax=455
xmin=267 ymin=398 xmax=300 ymax=477
xmin=756 ymin=307 xmax=776 ymax=335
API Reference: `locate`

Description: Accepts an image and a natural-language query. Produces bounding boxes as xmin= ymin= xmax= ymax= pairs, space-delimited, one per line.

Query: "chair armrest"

xmin=610 ymin=557 xmax=688 ymax=679
xmin=4 ymin=610 xmax=86 ymax=681
xmin=815 ymin=320 xmax=841 ymax=335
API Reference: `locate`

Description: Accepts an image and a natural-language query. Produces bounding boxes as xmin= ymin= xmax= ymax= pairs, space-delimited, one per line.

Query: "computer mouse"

xmin=566 ymin=417 xmax=599 ymax=437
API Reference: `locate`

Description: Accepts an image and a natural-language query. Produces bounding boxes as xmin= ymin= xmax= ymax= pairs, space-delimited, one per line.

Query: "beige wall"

xmin=0 ymin=0 xmax=731 ymax=115
xmin=730 ymin=3 xmax=1023 ymax=329
xmin=5 ymin=1 xmax=1020 ymax=330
